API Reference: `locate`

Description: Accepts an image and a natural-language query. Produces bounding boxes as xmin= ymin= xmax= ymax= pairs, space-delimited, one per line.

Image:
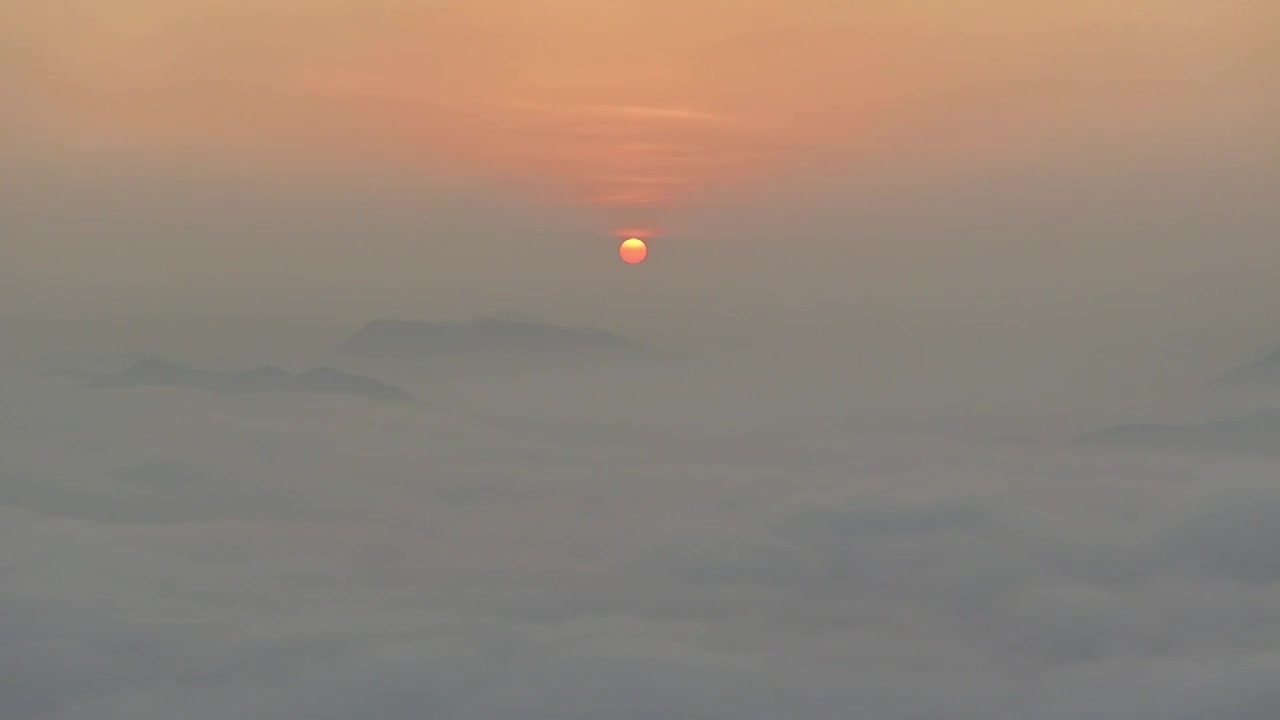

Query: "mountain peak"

xmin=87 ymin=360 xmax=413 ymax=402
xmin=336 ymin=316 xmax=630 ymax=361
xmin=1214 ymin=345 xmax=1280 ymax=391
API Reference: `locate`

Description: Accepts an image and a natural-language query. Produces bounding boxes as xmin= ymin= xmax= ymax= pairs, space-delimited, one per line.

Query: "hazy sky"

xmin=3 ymin=0 xmax=1277 ymax=376
xmin=5 ymin=5 xmax=1280 ymax=718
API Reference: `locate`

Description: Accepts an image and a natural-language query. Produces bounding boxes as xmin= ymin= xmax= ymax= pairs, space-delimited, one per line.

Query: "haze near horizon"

xmin=2 ymin=2 xmax=1279 ymax=718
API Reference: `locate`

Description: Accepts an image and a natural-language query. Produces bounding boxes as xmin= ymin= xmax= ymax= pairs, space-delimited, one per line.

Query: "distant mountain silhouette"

xmin=40 ymin=351 xmax=166 ymax=379
xmin=1213 ymin=346 xmax=1280 ymax=390
xmin=87 ymin=359 xmax=414 ymax=402
xmin=1077 ymin=409 xmax=1280 ymax=456
xmin=335 ymin=317 xmax=630 ymax=360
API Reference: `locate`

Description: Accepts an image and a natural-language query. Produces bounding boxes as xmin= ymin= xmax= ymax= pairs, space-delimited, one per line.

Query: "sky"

xmin=3 ymin=2 xmax=1280 ymax=717
xmin=4 ymin=0 xmax=1276 ymax=336
xmin=5 ymin=0 xmax=1277 ymax=409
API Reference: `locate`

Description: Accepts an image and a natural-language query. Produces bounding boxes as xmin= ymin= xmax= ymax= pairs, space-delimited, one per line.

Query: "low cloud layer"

xmin=3 ymin=341 xmax=1279 ymax=719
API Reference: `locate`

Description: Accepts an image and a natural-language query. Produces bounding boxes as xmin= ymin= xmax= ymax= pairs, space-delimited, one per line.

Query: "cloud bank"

xmin=3 ymin=338 xmax=1279 ymax=719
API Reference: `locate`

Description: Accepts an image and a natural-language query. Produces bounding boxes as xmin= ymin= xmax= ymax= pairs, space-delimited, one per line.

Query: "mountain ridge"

xmin=1076 ymin=408 xmax=1280 ymax=456
xmin=87 ymin=358 xmax=415 ymax=402
xmin=335 ymin=316 xmax=631 ymax=361
xmin=1213 ymin=346 xmax=1280 ymax=391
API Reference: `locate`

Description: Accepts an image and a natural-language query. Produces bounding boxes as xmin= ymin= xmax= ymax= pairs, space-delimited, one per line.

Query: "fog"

xmin=4 ymin=0 xmax=1278 ymax=715
xmin=3 ymin=304 xmax=1280 ymax=719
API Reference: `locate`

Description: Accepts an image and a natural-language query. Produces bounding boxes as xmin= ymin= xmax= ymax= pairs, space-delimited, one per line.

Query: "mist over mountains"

xmin=335 ymin=316 xmax=632 ymax=363
xmin=87 ymin=358 xmax=415 ymax=402
xmin=1212 ymin=346 xmax=1280 ymax=392
xmin=1080 ymin=343 xmax=1280 ymax=456
xmin=5 ymin=313 xmax=1280 ymax=720
xmin=3 ymin=0 xmax=1273 ymax=711
xmin=38 ymin=315 xmax=638 ymax=407
xmin=1078 ymin=409 xmax=1280 ymax=456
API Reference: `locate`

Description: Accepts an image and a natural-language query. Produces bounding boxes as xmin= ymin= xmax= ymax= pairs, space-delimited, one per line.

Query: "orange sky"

xmin=2 ymin=0 xmax=1277 ymax=357
xmin=4 ymin=0 xmax=1274 ymax=214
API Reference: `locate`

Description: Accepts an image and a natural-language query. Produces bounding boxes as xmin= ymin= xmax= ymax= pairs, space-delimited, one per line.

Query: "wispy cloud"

xmin=511 ymin=101 xmax=724 ymax=124
xmin=577 ymin=105 xmax=723 ymax=123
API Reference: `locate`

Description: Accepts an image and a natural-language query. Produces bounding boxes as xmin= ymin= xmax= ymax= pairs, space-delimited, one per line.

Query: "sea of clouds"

xmin=2 ymin=339 xmax=1278 ymax=720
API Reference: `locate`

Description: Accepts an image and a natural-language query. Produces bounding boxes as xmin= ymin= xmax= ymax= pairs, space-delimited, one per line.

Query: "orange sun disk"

xmin=619 ymin=237 xmax=648 ymax=264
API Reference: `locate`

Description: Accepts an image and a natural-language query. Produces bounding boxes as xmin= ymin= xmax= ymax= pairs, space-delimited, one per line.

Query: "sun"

xmin=619 ymin=237 xmax=648 ymax=264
